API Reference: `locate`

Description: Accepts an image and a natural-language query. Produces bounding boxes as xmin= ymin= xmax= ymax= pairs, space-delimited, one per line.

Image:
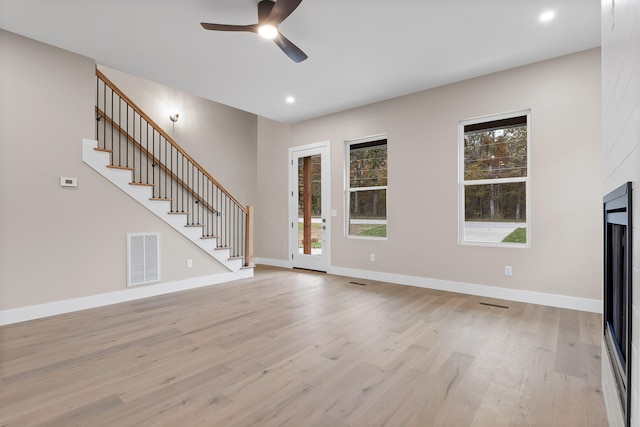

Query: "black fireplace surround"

xmin=603 ymin=182 xmax=632 ymax=426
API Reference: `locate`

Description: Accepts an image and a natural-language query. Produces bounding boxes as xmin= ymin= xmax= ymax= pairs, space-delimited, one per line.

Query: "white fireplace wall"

xmin=601 ymin=0 xmax=640 ymax=425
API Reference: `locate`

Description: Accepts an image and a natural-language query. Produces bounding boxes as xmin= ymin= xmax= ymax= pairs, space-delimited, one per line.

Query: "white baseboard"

xmin=0 ymin=273 xmax=241 ymax=326
xmin=328 ymin=266 xmax=602 ymax=313
xmin=254 ymin=257 xmax=292 ymax=269
xmin=3 ymin=261 xmax=601 ymax=326
xmin=252 ymin=259 xmax=601 ymax=313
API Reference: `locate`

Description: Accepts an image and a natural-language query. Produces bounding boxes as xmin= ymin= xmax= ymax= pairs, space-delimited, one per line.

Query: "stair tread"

xmin=94 ymin=147 xmax=112 ymax=153
xmin=215 ymin=246 xmax=231 ymax=250
xmin=201 ymin=236 xmax=220 ymax=239
xmin=185 ymin=224 xmax=204 ymax=228
xmin=107 ymin=165 xmax=134 ymax=171
xmin=129 ymin=182 xmax=154 ymax=187
xmin=150 ymin=197 xmax=172 ymax=201
xmin=168 ymin=211 xmax=189 ymax=215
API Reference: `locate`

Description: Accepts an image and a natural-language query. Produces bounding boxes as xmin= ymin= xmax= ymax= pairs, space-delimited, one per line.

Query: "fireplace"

xmin=603 ymin=182 xmax=632 ymax=426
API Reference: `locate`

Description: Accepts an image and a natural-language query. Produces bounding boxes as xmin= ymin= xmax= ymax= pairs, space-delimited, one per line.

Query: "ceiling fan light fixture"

xmin=258 ymin=24 xmax=279 ymax=39
xmin=540 ymin=10 xmax=555 ymax=22
xmin=200 ymin=0 xmax=307 ymax=62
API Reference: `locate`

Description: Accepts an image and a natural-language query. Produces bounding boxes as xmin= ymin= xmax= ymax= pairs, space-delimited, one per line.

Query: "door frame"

xmin=288 ymin=141 xmax=330 ymax=271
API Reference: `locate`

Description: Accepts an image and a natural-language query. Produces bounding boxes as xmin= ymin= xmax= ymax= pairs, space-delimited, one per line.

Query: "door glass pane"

xmin=298 ymin=154 xmax=322 ymax=255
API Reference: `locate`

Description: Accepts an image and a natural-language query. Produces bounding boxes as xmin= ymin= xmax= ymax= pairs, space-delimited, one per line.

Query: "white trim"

xmin=327 ymin=265 xmax=602 ymax=313
xmin=345 ymin=133 xmax=388 ymax=144
xmin=463 ymin=177 xmax=527 ymax=186
xmin=0 ymin=273 xmax=241 ymax=326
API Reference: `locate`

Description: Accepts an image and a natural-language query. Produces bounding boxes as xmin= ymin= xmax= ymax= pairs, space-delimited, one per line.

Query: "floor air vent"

xmin=479 ymin=302 xmax=509 ymax=309
xmin=128 ymin=233 xmax=160 ymax=286
xmin=349 ymin=281 xmax=368 ymax=286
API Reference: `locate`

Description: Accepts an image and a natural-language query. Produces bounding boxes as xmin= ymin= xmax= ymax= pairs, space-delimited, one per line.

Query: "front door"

xmin=289 ymin=143 xmax=329 ymax=272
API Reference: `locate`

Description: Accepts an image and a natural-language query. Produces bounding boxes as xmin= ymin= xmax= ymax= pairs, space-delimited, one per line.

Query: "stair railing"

xmin=95 ymin=68 xmax=253 ymax=267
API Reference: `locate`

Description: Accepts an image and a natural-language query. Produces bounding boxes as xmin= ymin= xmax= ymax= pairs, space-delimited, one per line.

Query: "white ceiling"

xmin=0 ymin=0 xmax=601 ymax=123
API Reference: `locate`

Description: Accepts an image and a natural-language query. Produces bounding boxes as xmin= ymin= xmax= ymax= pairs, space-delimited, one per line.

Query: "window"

xmin=347 ymin=136 xmax=387 ymax=238
xmin=460 ymin=112 xmax=529 ymax=246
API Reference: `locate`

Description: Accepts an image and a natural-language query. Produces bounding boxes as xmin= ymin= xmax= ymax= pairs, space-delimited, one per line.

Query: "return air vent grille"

xmin=128 ymin=233 xmax=160 ymax=286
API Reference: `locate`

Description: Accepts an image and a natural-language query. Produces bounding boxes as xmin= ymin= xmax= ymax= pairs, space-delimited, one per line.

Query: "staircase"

xmin=84 ymin=69 xmax=253 ymax=278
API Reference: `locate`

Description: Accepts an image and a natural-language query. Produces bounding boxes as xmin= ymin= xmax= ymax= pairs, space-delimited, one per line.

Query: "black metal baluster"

xmin=132 ymin=111 xmax=136 ymax=182
xmin=118 ymin=97 xmax=121 ymax=166
xmin=95 ymin=76 xmax=99 ymax=142
xmin=225 ymin=197 xmax=230 ymax=250
xmin=170 ymin=145 xmax=174 ymax=211
xmin=219 ymin=188 xmax=223 ymax=248
xmin=110 ymin=89 xmax=114 ymax=159
xmin=190 ymin=163 xmax=195 ymax=225
xmin=181 ymin=154 xmax=185 ymax=213
xmin=145 ymin=123 xmax=149 ymax=184
xmin=100 ymin=80 xmax=104 ymax=150
xmin=206 ymin=178 xmax=210 ymax=236
xmin=236 ymin=207 xmax=240 ymax=258
xmin=125 ymin=103 xmax=129 ymax=168
xmin=196 ymin=169 xmax=200 ymax=226
xmin=139 ymin=115 xmax=143 ymax=183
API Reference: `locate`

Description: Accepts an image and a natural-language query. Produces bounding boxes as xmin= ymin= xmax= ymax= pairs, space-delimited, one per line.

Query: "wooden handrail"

xmin=96 ymin=68 xmax=247 ymax=213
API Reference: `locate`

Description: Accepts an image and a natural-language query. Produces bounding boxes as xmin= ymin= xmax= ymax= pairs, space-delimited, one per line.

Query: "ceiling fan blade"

xmin=267 ymin=0 xmax=303 ymax=25
xmin=274 ymin=33 xmax=307 ymax=63
xmin=200 ymin=23 xmax=258 ymax=32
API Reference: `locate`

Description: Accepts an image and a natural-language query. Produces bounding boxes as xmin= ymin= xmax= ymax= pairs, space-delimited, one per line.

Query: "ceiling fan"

xmin=201 ymin=0 xmax=308 ymax=63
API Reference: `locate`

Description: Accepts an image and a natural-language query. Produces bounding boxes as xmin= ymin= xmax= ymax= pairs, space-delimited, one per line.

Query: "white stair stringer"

xmin=82 ymin=138 xmax=253 ymax=279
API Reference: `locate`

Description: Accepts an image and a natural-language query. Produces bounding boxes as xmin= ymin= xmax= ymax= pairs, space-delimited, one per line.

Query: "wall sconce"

xmin=169 ymin=113 xmax=180 ymax=123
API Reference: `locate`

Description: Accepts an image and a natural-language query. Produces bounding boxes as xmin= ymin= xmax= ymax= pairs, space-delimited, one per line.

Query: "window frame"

xmin=458 ymin=110 xmax=531 ymax=248
xmin=345 ymin=134 xmax=388 ymax=240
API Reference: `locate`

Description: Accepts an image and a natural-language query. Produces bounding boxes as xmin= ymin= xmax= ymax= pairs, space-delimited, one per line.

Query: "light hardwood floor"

xmin=0 ymin=266 xmax=608 ymax=426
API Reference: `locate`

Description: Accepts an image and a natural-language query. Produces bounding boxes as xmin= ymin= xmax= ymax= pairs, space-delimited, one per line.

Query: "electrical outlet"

xmin=187 ymin=259 xmax=193 ymax=268
xmin=505 ymin=266 xmax=512 ymax=276
xmin=370 ymin=254 xmax=375 ymax=262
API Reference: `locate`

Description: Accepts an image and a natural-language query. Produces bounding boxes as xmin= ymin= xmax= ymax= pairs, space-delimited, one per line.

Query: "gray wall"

xmin=256 ymin=48 xmax=602 ymax=302
xmin=0 ymin=30 xmax=256 ymax=311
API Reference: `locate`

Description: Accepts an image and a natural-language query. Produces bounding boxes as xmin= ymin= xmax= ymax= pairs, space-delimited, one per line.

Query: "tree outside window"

xmin=347 ymin=137 xmax=387 ymax=238
xmin=460 ymin=113 xmax=529 ymax=245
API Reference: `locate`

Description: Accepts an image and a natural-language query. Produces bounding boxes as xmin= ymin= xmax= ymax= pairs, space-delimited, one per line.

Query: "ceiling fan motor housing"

xmin=258 ymin=0 xmax=276 ymax=23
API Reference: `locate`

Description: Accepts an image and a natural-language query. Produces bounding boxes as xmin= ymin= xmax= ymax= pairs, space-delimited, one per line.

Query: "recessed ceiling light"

xmin=286 ymin=96 xmax=295 ymax=104
xmin=540 ymin=10 xmax=555 ymax=22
